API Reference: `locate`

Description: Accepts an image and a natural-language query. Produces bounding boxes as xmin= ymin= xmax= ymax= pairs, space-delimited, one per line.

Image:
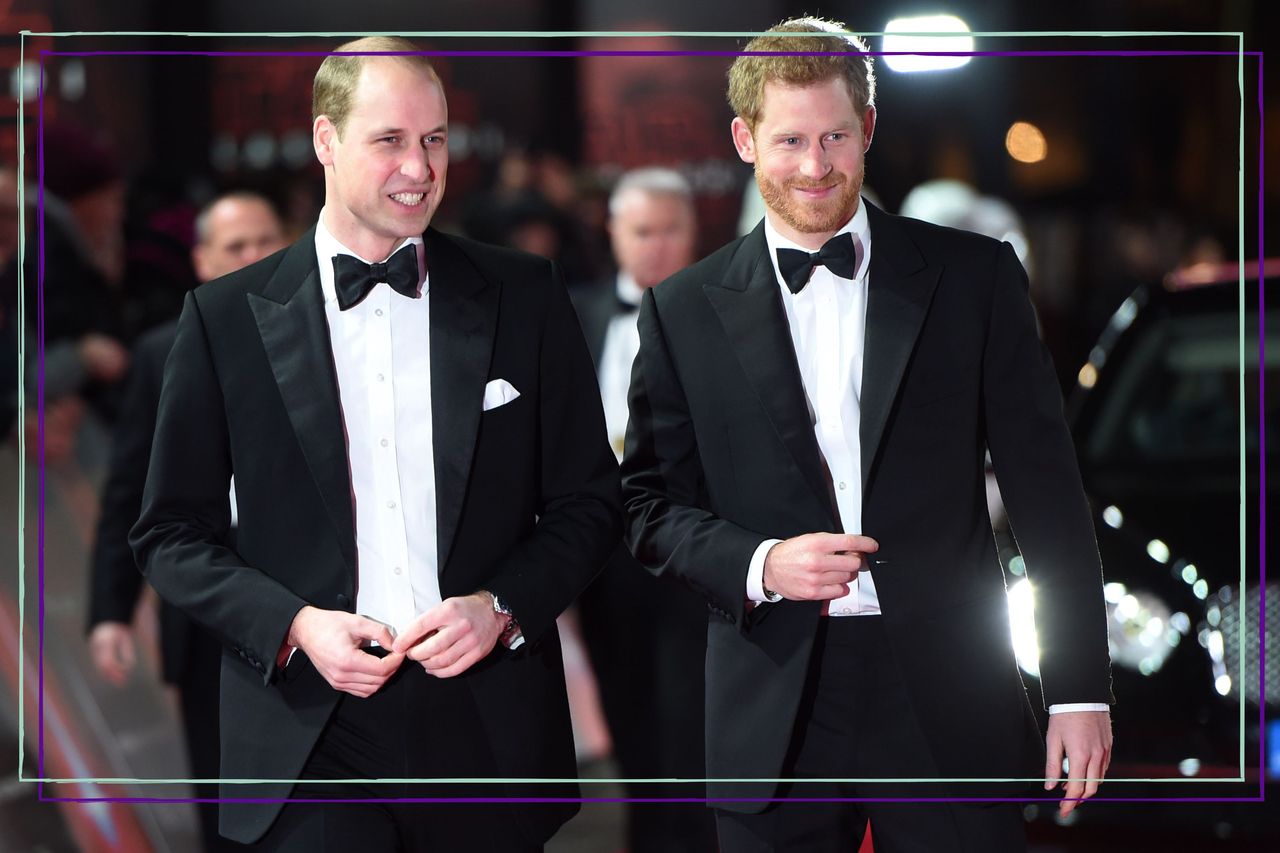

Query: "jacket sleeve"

xmin=982 ymin=240 xmax=1114 ymax=707
xmin=129 ymin=292 xmax=307 ymax=685
xmin=620 ymin=287 xmax=767 ymax=631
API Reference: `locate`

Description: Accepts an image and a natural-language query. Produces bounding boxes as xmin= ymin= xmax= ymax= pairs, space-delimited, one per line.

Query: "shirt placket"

xmin=813 ymin=270 xmax=859 ymax=614
xmin=367 ymin=286 xmax=416 ymax=632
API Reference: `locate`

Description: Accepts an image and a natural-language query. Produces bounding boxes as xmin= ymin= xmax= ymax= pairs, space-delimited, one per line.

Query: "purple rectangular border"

xmin=30 ymin=43 xmax=1266 ymax=808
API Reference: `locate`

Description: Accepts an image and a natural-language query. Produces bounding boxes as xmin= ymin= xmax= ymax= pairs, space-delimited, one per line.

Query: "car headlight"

xmin=1201 ymin=583 xmax=1278 ymax=707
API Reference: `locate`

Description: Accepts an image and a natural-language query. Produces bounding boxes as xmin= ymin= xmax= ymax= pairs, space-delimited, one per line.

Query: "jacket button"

xmin=336 ymin=593 xmax=350 ymax=609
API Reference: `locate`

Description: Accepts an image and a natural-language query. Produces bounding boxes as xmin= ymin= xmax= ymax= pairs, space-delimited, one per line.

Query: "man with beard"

xmin=622 ymin=18 xmax=1113 ymax=852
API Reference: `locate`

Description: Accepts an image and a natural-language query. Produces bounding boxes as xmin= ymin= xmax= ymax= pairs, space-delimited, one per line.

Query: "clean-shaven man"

xmin=133 ymin=37 xmax=619 ymax=851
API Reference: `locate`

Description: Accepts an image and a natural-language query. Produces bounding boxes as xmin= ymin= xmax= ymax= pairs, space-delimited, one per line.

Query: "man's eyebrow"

xmin=368 ymin=124 xmax=448 ymax=136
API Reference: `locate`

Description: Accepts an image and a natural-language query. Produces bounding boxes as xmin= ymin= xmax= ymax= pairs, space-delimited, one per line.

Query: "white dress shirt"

xmin=315 ymin=213 xmax=441 ymax=638
xmin=745 ymin=200 xmax=881 ymax=616
xmin=598 ymin=273 xmax=644 ymax=461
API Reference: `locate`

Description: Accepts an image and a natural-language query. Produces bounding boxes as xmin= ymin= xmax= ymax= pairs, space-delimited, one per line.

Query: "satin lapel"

xmin=247 ymin=228 xmax=356 ymax=573
xmin=860 ymin=203 xmax=942 ymax=494
xmin=424 ymin=229 xmax=499 ymax=573
xmin=703 ymin=225 xmax=835 ymax=527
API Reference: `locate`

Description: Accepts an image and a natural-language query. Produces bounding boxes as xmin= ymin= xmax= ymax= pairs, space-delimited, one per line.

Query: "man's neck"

xmin=319 ymin=208 xmax=409 ymax=262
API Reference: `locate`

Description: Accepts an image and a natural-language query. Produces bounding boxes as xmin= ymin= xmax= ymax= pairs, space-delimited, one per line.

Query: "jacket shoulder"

xmin=189 ymin=243 xmax=294 ymax=311
xmin=878 ymin=208 xmax=1007 ymax=264
xmin=650 ymin=232 xmax=755 ymax=308
xmin=432 ymin=229 xmax=556 ymax=284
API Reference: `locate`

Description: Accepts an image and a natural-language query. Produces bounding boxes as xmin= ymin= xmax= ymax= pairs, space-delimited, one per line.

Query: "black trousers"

xmin=246 ymin=661 xmax=542 ymax=853
xmin=716 ymin=617 xmax=1027 ymax=853
xmin=578 ymin=548 xmax=718 ymax=853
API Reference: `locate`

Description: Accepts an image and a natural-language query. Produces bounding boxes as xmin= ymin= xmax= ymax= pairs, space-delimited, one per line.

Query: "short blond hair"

xmin=312 ymin=36 xmax=440 ymax=138
xmin=727 ymin=18 xmax=876 ymax=131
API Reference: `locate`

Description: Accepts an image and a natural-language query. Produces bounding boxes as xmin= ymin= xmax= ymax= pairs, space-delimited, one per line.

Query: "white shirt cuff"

xmin=746 ymin=539 xmax=784 ymax=602
xmin=1048 ymin=703 xmax=1110 ymax=714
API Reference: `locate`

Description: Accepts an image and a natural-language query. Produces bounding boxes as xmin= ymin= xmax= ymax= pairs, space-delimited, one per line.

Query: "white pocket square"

xmin=482 ymin=378 xmax=521 ymax=411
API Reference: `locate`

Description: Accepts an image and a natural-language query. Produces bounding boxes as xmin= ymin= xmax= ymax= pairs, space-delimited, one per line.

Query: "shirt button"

xmin=380 ymin=438 xmax=389 ymax=447
xmin=375 ymin=308 xmax=384 ymax=317
xmin=376 ymin=373 xmax=385 ymax=382
xmin=394 ymin=566 xmax=402 ymax=575
xmin=387 ymin=500 xmax=396 ymax=509
xmin=838 ymin=481 xmax=846 ymax=490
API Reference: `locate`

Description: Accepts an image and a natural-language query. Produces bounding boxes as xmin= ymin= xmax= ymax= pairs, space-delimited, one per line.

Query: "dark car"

xmin=1008 ymin=260 xmax=1278 ymax=848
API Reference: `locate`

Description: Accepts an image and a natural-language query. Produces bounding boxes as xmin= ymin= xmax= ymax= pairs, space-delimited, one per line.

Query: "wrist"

xmin=480 ymin=590 xmax=523 ymax=649
xmin=286 ymin=605 xmax=316 ymax=649
xmin=760 ymin=559 xmax=783 ymax=602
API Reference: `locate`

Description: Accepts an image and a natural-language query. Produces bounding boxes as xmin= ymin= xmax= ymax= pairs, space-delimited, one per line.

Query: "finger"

xmin=814 ymin=583 xmax=851 ymax=601
xmin=422 ymin=632 xmax=478 ymax=673
xmin=420 ymin=622 xmax=478 ymax=669
xmin=426 ymin=646 xmax=482 ymax=679
xmin=831 ymin=533 xmax=880 ymax=554
xmin=349 ymin=617 xmax=397 ymax=649
xmin=1044 ymin=732 xmax=1064 ymax=791
xmin=1060 ymin=759 xmax=1085 ymax=816
xmin=814 ymin=568 xmax=859 ymax=585
xmin=406 ymin=624 xmax=458 ymax=662
xmin=337 ymin=647 xmax=403 ymax=678
xmin=1082 ymin=752 xmax=1105 ymax=800
xmin=392 ymin=608 xmax=448 ymax=653
xmin=812 ymin=553 xmax=862 ymax=574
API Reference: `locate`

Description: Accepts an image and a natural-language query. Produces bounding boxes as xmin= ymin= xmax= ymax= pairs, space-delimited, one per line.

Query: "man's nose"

xmin=799 ymin=142 xmax=831 ymax=179
xmin=400 ymin=146 xmax=430 ymax=182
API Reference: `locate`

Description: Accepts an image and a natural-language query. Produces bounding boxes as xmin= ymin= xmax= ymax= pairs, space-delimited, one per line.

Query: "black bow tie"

xmin=776 ymin=232 xmax=862 ymax=294
xmin=332 ymin=244 xmax=420 ymax=311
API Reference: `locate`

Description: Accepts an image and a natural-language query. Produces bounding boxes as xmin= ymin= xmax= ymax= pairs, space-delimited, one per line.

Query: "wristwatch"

xmin=485 ymin=590 xmax=524 ymax=649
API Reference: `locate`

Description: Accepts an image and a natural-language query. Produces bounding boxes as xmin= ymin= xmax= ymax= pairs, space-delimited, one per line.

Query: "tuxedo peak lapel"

xmin=703 ymin=226 xmax=836 ymax=527
xmin=248 ymin=230 xmax=356 ymax=574
xmin=424 ymin=229 xmax=500 ymax=573
xmin=860 ymin=204 xmax=941 ymax=495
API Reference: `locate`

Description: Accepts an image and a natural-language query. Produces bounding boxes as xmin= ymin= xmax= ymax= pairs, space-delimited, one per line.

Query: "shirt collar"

xmin=614 ymin=271 xmax=645 ymax=308
xmin=763 ymin=197 xmax=871 ymax=291
xmin=314 ymin=208 xmax=427 ymax=306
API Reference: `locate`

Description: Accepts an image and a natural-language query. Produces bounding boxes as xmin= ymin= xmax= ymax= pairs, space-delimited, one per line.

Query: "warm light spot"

xmin=1077 ymin=362 xmax=1098 ymax=388
xmin=1006 ymin=121 xmax=1048 ymax=163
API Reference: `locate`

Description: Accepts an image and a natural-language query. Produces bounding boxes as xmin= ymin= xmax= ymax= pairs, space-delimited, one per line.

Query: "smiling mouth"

xmin=389 ymin=192 xmax=426 ymax=206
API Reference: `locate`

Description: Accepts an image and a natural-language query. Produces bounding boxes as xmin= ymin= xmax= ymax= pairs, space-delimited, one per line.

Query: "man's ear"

xmin=861 ymin=105 xmax=877 ymax=152
xmin=191 ymin=246 xmax=210 ymax=283
xmin=731 ymin=117 xmax=756 ymax=164
xmin=313 ymin=116 xmax=337 ymax=166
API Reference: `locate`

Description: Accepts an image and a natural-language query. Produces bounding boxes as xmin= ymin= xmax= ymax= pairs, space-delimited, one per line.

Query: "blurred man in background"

xmin=573 ymin=167 xmax=716 ymax=852
xmin=87 ymin=190 xmax=287 ymax=852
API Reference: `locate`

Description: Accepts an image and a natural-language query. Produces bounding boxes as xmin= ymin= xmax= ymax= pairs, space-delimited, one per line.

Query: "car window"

xmin=1084 ymin=311 xmax=1279 ymax=464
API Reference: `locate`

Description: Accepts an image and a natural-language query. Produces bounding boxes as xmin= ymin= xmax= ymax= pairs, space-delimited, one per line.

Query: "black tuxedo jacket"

xmin=622 ymin=202 xmax=1113 ymax=808
xmin=131 ymin=227 xmax=621 ymax=843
